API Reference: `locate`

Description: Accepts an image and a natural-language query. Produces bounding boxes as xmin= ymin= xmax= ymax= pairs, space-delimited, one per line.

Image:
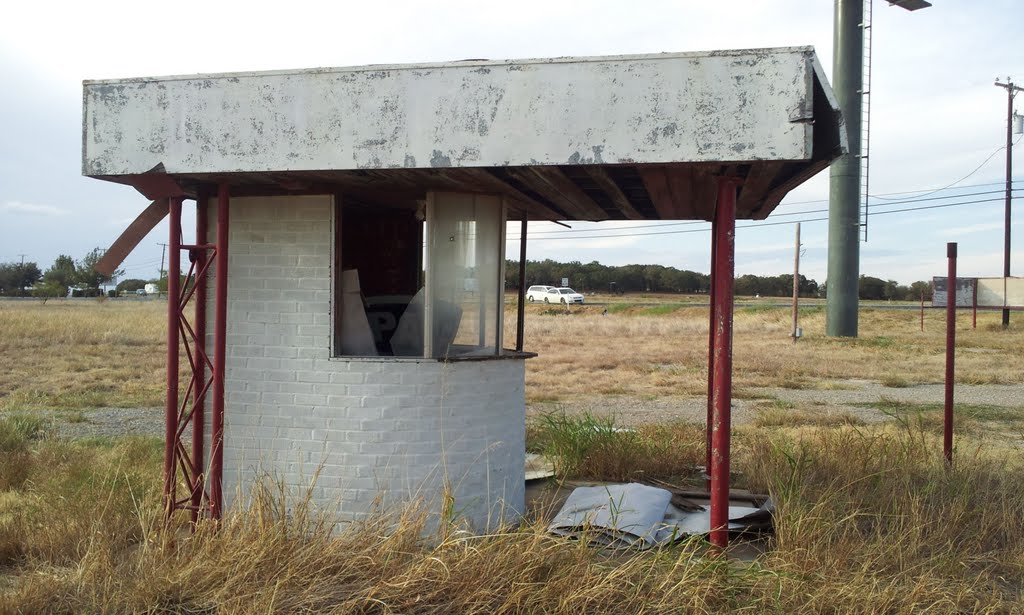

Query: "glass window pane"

xmin=425 ymin=192 xmax=504 ymax=358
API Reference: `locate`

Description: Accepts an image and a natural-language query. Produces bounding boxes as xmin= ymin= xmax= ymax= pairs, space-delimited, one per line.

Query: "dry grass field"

xmin=0 ymin=300 xmax=166 ymax=413
xmin=519 ymin=300 xmax=1023 ymax=402
xmin=1 ymin=297 xmax=1023 ymax=612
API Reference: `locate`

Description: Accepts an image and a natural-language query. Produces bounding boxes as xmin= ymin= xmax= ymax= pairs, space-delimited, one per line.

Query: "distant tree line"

xmin=0 ymin=248 xmax=123 ymax=299
xmin=505 ymin=259 xmax=712 ymax=295
xmin=842 ymin=276 xmax=933 ymax=302
xmin=506 ymin=259 xmax=932 ymax=301
xmin=504 ymin=259 xmax=822 ymax=296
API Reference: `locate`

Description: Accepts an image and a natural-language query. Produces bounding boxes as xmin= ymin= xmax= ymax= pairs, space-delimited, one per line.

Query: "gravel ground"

xmin=39 ymin=381 xmax=1024 ymax=439
xmin=49 ymin=407 xmax=186 ymax=440
xmin=528 ymin=381 xmax=1024 ymax=427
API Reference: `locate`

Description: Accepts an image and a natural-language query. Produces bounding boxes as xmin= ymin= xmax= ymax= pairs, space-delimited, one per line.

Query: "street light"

xmin=886 ymin=0 xmax=931 ymax=10
xmin=995 ymin=78 xmax=1022 ymax=329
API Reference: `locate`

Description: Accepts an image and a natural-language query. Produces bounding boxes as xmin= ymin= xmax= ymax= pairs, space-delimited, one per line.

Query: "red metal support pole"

xmin=972 ymin=280 xmax=978 ymax=330
xmin=191 ymin=195 xmax=209 ymax=523
xmin=710 ymin=178 xmax=738 ymax=550
xmin=164 ymin=197 xmax=183 ymax=518
xmin=705 ymin=217 xmax=718 ymax=489
xmin=920 ymin=291 xmax=925 ymax=332
xmin=211 ymin=184 xmax=230 ymax=519
xmin=944 ymin=242 xmax=957 ymax=465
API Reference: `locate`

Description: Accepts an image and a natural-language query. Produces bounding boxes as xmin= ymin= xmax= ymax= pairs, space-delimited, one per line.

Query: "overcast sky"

xmin=1 ymin=0 xmax=1021 ymax=285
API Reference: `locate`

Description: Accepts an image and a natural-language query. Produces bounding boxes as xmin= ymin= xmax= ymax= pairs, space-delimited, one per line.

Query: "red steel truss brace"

xmin=163 ymin=186 xmax=229 ymax=524
xmin=191 ymin=195 xmax=209 ymax=524
xmin=709 ymin=177 xmax=739 ymax=550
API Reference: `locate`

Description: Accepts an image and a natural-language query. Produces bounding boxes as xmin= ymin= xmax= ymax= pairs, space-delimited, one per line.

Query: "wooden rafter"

xmin=443 ymin=168 xmax=568 ymax=221
xmin=736 ymin=162 xmax=785 ymax=219
xmin=581 ymin=167 xmax=644 ymax=220
xmin=505 ymin=167 xmax=609 ymax=221
xmin=638 ymin=166 xmax=697 ymax=220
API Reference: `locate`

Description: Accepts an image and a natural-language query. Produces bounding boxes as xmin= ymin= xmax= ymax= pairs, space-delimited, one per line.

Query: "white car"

xmin=540 ymin=287 xmax=585 ymax=304
xmin=526 ymin=285 xmax=555 ymax=302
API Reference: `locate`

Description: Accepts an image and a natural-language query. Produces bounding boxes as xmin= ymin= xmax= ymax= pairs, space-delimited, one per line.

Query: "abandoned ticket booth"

xmin=83 ymin=46 xmax=844 ymax=543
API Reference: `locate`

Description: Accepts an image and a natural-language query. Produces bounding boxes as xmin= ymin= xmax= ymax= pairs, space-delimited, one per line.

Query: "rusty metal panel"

xmin=932 ymin=276 xmax=975 ymax=308
xmin=83 ymin=47 xmax=826 ymax=176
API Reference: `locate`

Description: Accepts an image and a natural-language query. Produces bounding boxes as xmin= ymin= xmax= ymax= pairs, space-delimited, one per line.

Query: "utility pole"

xmin=157 ymin=242 xmax=169 ymax=280
xmin=17 ymin=253 xmax=27 ymax=296
xmin=792 ymin=224 xmax=801 ymax=343
xmin=995 ymin=78 xmax=1022 ymax=329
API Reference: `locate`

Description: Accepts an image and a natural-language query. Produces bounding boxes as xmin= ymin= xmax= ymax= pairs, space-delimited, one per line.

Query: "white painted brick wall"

xmin=203 ymin=195 xmax=525 ymax=531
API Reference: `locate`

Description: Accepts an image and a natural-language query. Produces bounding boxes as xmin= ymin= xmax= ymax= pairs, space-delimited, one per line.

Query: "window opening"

xmin=334 ymin=192 xmax=505 ymax=359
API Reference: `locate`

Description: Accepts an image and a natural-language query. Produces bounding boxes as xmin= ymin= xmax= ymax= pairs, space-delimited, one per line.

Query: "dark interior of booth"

xmin=335 ymin=202 xmax=424 ymax=357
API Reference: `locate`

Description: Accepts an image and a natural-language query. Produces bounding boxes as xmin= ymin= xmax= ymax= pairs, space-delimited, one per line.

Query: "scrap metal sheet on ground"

xmin=548 ymin=483 xmax=773 ymax=549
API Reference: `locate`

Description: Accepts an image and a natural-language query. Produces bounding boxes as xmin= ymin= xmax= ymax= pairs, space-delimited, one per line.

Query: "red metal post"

xmin=920 ymin=291 xmax=925 ymax=332
xmin=164 ymin=197 xmax=183 ymax=518
xmin=972 ymin=280 xmax=978 ymax=330
xmin=709 ymin=178 xmax=738 ymax=550
xmin=705 ymin=217 xmax=718 ymax=489
xmin=211 ymin=184 xmax=230 ymax=519
xmin=944 ymin=242 xmax=957 ymax=465
xmin=191 ymin=195 xmax=209 ymax=524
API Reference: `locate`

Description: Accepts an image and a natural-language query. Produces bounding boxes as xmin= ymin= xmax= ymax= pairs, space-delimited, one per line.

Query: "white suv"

xmin=549 ymin=287 xmax=585 ymax=304
xmin=526 ymin=285 xmax=555 ymax=302
xmin=527 ymin=286 xmax=585 ymax=304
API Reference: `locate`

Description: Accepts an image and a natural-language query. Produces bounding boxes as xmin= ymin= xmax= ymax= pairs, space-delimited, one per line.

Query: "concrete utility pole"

xmin=995 ymin=78 xmax=1022 ymax=329
xmin=826 ymin=0 xmax=864 ymax=337
xmin=827 ymin=0 xmax=931 ymax=337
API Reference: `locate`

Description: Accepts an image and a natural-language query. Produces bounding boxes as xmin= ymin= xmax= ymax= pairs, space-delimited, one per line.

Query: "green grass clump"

xmin=0 ymin=413 xmax=47 ymax=491
xmin=0 ymin=413 xmax=45 ymax=452
xmin=638 ymin=303 xmax=686 ymax=316
xmin=738 ymin=303 xmax=779 ymax=314
xmin=528 ymin=413 xmax=703 ymax=482
xmin=603 ymin=303 xmax=632 ymax=314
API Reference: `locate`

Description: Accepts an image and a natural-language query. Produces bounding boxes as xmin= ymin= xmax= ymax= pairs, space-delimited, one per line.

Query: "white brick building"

xmin=206 ymin=195 xmax=525 ymax=530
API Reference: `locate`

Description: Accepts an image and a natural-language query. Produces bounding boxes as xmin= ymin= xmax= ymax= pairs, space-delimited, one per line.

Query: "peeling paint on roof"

xmin=83 ymin=47 xmax=832 ymax=177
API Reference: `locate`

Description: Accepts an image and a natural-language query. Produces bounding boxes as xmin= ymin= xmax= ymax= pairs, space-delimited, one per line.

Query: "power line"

xmin=508 ymin=196 xmax=1008 ymax=242
xmin=870 ymin=135 xmax=1024 ymax=201
xmin=866 ymin=180 xmax=1011 ymax=200
xmin=512 ymin=188 xmax=1019 ymax=240
xmin=767 ymin=188 xmax=1013 ymax=220
xmin=517 ymin=182 xmax=1019 ymax=236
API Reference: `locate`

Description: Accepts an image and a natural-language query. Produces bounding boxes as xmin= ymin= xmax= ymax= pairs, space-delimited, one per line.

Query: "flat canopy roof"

xmin=83 ymin=46 xmax=845 ymax=221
